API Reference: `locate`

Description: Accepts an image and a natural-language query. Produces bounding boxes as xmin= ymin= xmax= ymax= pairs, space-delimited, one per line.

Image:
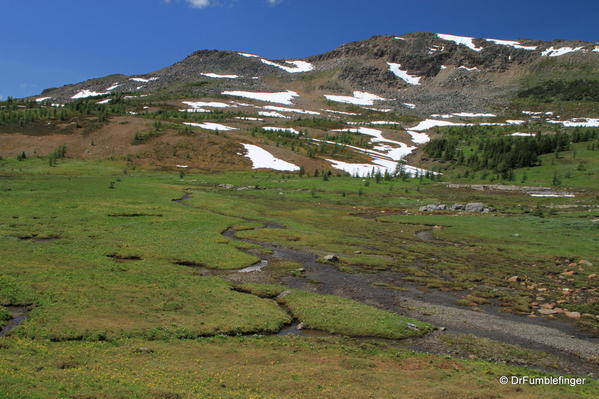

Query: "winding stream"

xmin=176 ymin=190 xmax=599 ymax=374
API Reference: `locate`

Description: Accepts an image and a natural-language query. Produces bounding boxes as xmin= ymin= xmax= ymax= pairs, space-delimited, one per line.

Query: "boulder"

xmin=563 ymin=311 xmax=581 ymax=320
xmin=450 ymin=204 xmax=465 ymax=211
xmin=323 ymin=254 xmax=339 ymax=262
xmin=419 ymin=203 xmax=446 ymax=212
xmin=465 ymin=202 xmax=485 ymax=212
xmin=538 ymin=308 xmax=558 ymax=315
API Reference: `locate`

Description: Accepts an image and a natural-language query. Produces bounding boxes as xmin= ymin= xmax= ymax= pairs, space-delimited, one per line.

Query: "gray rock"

xmin=324 ymin=254 xmax=339 ymax=262
xmin=277 ymin=290 xmax=292 ymax=299
xmin=465 ymin=202 xmax=485 ymax=212
xmin=450 ymin=204 xmax=465 ymax=211
xmin=420 ymin=203 xmax=447 ymax=212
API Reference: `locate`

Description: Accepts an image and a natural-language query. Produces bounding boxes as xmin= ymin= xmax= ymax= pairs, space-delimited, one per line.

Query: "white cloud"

xmin=187 ymin=0 xmax=210 ymax=7
xmin=165 ymin=0 xmax=282 ymax=8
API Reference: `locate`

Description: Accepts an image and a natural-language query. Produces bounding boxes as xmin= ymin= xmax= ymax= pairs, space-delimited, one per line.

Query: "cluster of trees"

xmin=323 ymin=131 xmax=372 ymax=148
xmin=0 ymin=98 xmax=125 ymax=127
xmin=424 ymin=128 xmax=599 ymax=176
xmin=517 ymin=79 xmax=599 ymax=102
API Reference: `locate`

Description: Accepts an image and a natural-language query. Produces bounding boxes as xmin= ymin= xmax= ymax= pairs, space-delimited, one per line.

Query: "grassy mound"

xmin=278 ymin=290 xmax=433 ymax=339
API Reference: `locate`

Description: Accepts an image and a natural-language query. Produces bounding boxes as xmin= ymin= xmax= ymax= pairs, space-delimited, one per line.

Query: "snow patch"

xmin=183 ymin=122 xmax=237 ymax=131
xmin=238 ymin=52 xmax=259 ymax=58
xmin=106 ymin=83 xmax=120 ymax=91
xmin=235 ymin=117 xmax=264 ymax=121
xmin=510 ymin=132 xmax=536 ymax=137
xmin=260 ymin=59 xmax=314 ymax=73
xmin=35 ymin=97 xmax=51 ymax=103
xmin=183 ymin=101 xmax=231 ymax=109
xmin=387 ymin=63 xmax=421 ymax=85
xmin=97 ymin=99 xmax=112 ymax=104
xmin=523 ymin=111 xmax=554 ymax=116
xmin=405 ymin=131 xmax=430 ymax=144
xmin=322 ymin=109 xmax=359 ymax=116
xmin=325 ymin=91 xmax=386 ymax=106
xmin=262 ymin=127 xmax=301 ymax=134
xmin=262 ymin=105 xmax=320 ymax=115
xmin=259 ymin=111 xmax=289 ymax=119
xmin=459 ymin=66 xmax=480 ymax=72
xmin=403 ymin=103 xmax=416 ymax=109
xmin=241 ymin=144 xmax=299 ymax=171
xmin=72 ymin=90 xmax=108 ymax=99
xmin=486 ymin=38 xmax=537 ymax=50
xmin=548 ymin=118 xmax=599 ymax=127
xmin=431 ymin=112 xmax=496 ymax=118
xmin=541 ymin=47 xmax=583 ymax=57
xmin=437 ymin=33 xmax=483 ymax=52
xmin=223 ymin=90 xmax=299 ymax=105
xmin=201 ymin=73 xmax=239 ymax=79
xmin=129 ymin=77 xmax=159 ymax=83
xmin=410 ymin=119 xmax=469 ymax=131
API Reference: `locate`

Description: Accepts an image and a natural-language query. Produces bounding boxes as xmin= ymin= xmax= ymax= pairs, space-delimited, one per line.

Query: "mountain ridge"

xmin=32 ymin=32 xmax=599 ymax=115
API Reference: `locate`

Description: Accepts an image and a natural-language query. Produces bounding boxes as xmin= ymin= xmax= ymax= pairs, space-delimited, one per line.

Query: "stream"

xmin=179 ymin=190 xmax=599 ymax=375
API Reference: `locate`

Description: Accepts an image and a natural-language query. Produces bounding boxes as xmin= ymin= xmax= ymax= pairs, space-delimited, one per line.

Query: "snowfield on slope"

xmin=129 ymin=77 xmax=159 ymax=83
xmin=485 ymin=38 xmax=537 ymax=50
xmin=241 ymin=144 xmax=300 ymax=171
xmin=437 ymin=33 xmax=483 ymax=51
xmin=325 ymin=91 xmax=387 ymax=106
xmin=541 ymin=47 xmax=583 ymax=57
xmin=72 ymin=90 xmax=108 ymax=99
xmin=387 ymin=63 xmax=421 ymax=85
xmin=223 ymin=90 xmax=299 ymax=105
xmin=260 ymin=59 xmax=314 ymax=73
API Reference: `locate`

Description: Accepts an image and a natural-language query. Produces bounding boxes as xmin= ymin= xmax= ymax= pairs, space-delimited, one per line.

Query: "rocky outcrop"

xmin=419 ymin=203 xmax=495 ymax=213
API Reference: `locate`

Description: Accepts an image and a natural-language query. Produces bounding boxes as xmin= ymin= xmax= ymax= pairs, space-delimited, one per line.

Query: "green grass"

xmin=0 ymin=158 xmax=597 ymax=397
xmin=1 ymin=336 xmax=595 ymax=399
xmin=0 ymin=162 xmax=299 ymax=340
xmin=439 ymin=333 xmax=563 ymax=369
xmin=234 ymin=283 xmax=287 ymax=298
xmin=0 ymin=307 xmax=10 ymax=329
xmin=278 ymin=290 xmax=434 ymax=339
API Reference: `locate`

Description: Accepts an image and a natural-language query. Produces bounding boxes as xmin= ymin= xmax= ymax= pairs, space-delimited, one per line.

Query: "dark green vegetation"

xmin=423 ymin=125 xmax=599 ymax=186
xmin=518 ymin=80 xmax=599 ymax=102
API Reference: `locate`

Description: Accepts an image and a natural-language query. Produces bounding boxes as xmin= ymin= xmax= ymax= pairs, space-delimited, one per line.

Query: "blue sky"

xmin=1 ymin=0 xmax=598 ymax=99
